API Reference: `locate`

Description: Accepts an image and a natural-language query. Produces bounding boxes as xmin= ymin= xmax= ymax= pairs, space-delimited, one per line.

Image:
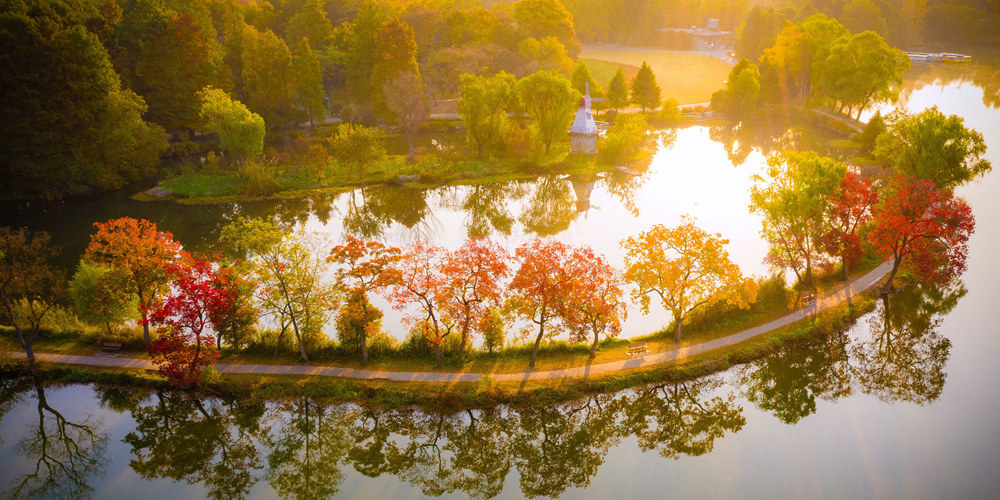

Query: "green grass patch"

xmin=579 ymin=49 xmax=730 ymax=104
xmin=581 ymin=59 xmax=641 ymax=89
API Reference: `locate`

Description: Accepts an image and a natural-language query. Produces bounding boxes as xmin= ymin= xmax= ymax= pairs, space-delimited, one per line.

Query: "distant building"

xmin=659 ymin=19 xmax=733 ymax=53
xmin=569 ymin=83 xmax=606 ymax=155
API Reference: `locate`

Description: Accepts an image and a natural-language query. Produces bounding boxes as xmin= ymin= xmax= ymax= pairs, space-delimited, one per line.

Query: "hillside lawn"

xmin=580 ymin=48 xmax=731 ymax=104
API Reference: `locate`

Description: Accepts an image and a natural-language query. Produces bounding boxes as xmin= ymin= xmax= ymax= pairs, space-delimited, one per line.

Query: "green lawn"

xmin=579 ymin=48 xmax=731 ymax=104
xmin=581 ymin=59 xmax=641 ymax=91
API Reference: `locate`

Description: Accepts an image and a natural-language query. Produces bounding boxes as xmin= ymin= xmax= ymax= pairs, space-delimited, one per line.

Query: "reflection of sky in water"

xmin=298 ymin=127 xmax=772 ymax=342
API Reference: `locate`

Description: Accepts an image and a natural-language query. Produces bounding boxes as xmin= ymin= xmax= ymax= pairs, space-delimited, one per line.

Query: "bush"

xmin=235 ymin=161 xmax=282 ymax=196
xmin=599 ymin=113 xmax=650 ymax=164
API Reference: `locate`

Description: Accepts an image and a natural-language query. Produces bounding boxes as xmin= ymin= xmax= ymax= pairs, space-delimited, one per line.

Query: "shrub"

xmin=599 ymin=113 xmax=649 ymax=163
xmin=235 ymin=161 xmax=282 ymax=196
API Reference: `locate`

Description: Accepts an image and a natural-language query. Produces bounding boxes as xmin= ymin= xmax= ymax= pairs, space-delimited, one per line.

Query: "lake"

xmin=1 ymin=60 xmax=999 ymax=498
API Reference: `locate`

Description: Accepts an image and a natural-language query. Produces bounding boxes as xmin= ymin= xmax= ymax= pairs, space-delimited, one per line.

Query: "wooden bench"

xmin=627 ymin=342 xmax=647 ymax=358
xmin=101 ymin=342 xmax=122 ymax=353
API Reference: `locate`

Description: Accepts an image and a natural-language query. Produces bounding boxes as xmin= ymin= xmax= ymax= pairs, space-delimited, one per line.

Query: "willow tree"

xmin=516 ymin=70 xmax=579 ymax=154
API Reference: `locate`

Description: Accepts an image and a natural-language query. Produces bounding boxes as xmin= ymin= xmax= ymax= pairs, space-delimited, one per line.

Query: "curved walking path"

xmin=12 ymin=262 xmax=891 ymax=384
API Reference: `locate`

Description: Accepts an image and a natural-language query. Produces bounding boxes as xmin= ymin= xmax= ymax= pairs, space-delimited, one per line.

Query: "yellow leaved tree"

xmin=621 ymin=217 xmax=758 ymax=343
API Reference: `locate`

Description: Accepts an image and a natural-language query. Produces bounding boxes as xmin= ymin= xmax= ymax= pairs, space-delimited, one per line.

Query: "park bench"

xmin=627 ymin=342 xmax=647 ymax=358
xmin=101 ymin=342 xmax=122 ymax=353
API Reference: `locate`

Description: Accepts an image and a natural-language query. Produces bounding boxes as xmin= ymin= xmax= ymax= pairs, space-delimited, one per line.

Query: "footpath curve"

xmin=13 ymin=262 xmax=891 ymax=384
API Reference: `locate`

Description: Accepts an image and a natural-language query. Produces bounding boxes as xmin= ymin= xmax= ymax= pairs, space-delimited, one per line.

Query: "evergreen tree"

xmin=630 ymin=61 xmax=661 ymax=111
xmin=292 ymin=38 xmax=326 ymax=126
xmin=570 ymin=60 xmax=604 ymax=105
xmin=606 ymin=67 xmax=629 ymax=111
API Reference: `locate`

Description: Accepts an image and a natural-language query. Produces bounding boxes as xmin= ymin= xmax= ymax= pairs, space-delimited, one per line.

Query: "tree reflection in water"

xmin=124 ymin=391 xmax=266 ymax=499
xmin=519 ymin=176 xmax=579 ymax=236
xmin=742 ymin=281 xmax=961 ymax=424
xmin=741 ymin=328 xmax=852 ymax=424
xmin=618 ymin=380 xmax=745 ymax=458
xmin=852 ymin=282 xmax=962 ymax=405
xmin=0 ymin=281 xmax=962 ymax=499
xmin=6 ymin=376 xmax=109 ymax=499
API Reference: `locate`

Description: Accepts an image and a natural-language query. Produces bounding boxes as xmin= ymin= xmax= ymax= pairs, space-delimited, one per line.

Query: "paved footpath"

xmin=12 ymin=262 xmax=891 ymax=384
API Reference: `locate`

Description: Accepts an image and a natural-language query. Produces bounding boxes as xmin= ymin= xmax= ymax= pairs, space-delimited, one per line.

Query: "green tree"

xmin=735 ymin=6 xmax=787 ymax=61
xmin=0 ymin=2 xmax=167 ymax=199
xmin=513 ymin=0 xmax=581 ymax=58
xmin=327 ymin=124 xmax=386 ymax=178
xmin=198 ymin=86 xmax=265 ymax=160
xmin=605 ymin=67 xmax=629 ymax=111
xmin=242 ymin=26 xmax=295 ymax=128
xmin=712 ymin=58 xmax=761 ymax=114
xmin=285 ymin=0 xmax=334 ymax=48
xmin=480 ymin=309 xmax=505 ymax=353
xmin=516 ymin=70 xmax=579 ymax=154
xmin=749 ymin=151 xmax=847 ymax=286
xmin=571 ymin=60 xmax=604 ymax=103
xmin=815 ymin=31 xmax=908 ymax=119
xmin=630 ymin=61 xmax=661 ymax=111
xmin=135 ymin=12 xmax=227 ymax=133
xmin=70 ymin=261 xmax=137 ymax=336
xmin=517 ymin=36 xmax=573 ymax=73
xmin=220 ymin=218 xmax=335 ymax=362
xmin=335 ymin=2 xmax=392 ymax=103
xmin=292 ymin=38 xmax=327 ymax=126
xmin=458 ymin=71 xmax=517 ymax=158
xmin=0 ymin=228 xmax=67 ymax=366
xmin=873 ymin=106 xmax=991 ymax=191
xmin=372 ymin=19 xmax=420 ymax=119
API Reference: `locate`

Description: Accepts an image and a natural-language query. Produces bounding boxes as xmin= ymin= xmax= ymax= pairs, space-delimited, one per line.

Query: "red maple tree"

xmin=509 ymin=239 xmax=577 ymax=369
xmin=821 ymin=171 xmax=878 ymax=280
xmin=440 ymin=238 xmax=509 ymax=366
xmin=869 ymin=176 xmax=975 ymax=289
xmin=387 ymin=241 xmax=451 ymax=368
xmin=146 ymin=260 xmax=234 ymax=388
xmin=558 ymin=246 xmax=627 ymax=358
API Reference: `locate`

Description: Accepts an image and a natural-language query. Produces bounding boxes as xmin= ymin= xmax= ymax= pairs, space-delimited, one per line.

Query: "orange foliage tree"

xmin=558 ymin=246 xmax=627 ymax=358
xmin=622 ymin=217 xmax=758 ymax=343
xmin=83 ymin=217 xmax=183 ymax=348
xmin=509 ymin=239 xmax=577 ymax=368
xmin=868 ymin=176 xmax=974 ymax=290
xmin=440 ymin=238 xmax=510 ymax=366
xmin=387 ymin=241 xmax=452 ymax=368
xmin=328 ymin=236 xmax=401 ymax=365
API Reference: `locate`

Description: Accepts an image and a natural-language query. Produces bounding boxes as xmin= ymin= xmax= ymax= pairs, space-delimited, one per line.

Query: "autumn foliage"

xmin=622 ymin=217 xmax=757 ymax=343
xmin=146 ymin=260 xmax=235 ymax=388
xmin=868 ymin=176 xmax=974 ymax=289
xmin=84 ymin=217 xmax=182 ymax=348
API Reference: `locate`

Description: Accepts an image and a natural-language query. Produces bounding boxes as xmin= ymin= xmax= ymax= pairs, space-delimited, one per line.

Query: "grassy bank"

xmin=139 ymin=140 xmax=621 ymax=205
xmin=0 ymin=289 xmax=877 ymax=410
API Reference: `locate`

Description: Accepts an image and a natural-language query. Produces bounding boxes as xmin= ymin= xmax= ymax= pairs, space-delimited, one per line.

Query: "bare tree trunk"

xmin=435 ymin=342 xmax=442 ymax=368
xmin=674 ymin=311 xmax=683 ymax=343
xmin=138 ymin=290 xmax=151 ymax=349
xmin=590 ymin=329 xmax=599 ymax=358
xmin=884 ymin=255 xmax=903 ymax=292
xmin=528 ymin=317 xmax=546 ymax=369
xmin=1 ymin=292 xmax=35 ymax=365
xmin=361 ymin=332 xmax=369 ymax=366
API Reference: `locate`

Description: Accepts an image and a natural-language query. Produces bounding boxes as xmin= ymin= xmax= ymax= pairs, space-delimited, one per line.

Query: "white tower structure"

xmin=570 ymin=83 xmax=603 ymax=154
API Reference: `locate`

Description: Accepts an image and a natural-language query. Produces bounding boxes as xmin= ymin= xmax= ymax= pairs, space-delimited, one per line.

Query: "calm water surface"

xmin=1 ymin=62 xmax=999 ymax=498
